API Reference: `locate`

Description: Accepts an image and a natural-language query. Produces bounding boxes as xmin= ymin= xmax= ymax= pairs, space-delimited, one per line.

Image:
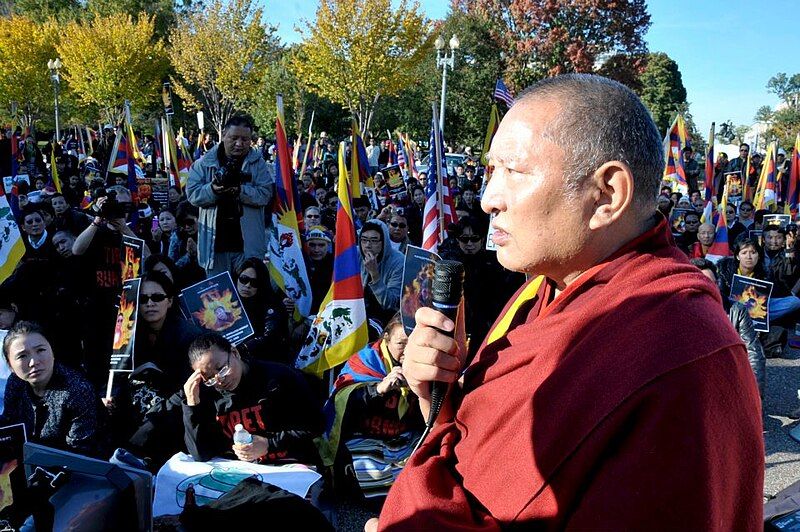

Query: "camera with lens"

xmin=213 ymin=159 xmax=250 ymax=190
xmin=92 ymin=189 xmax=130 ymax=220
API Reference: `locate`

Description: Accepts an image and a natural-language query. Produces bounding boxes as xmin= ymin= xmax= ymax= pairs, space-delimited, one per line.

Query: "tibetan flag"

xmin=706 ymin=187 xmax=732 ymax=263
xmin=701 ymin=123 xmax=715 ymax=224
xmin=386 ymin=132 xmax=398 ymax=167
xmin=295 ymin=142 xmax=368 ymax=378
xmin=107 ymin=133 xmax=127 ymax=175
xmin=350 ymin=121 xmax=372 ymax=199
xmin=399 ymin=133 xmax=419 ymax=180
xmin=754 ymin=142 xmax=778 ymax=211
xmin=292 ymin=135 xmax=302 ymax=173
xmin=50 ymin=148 xmax=62 ymax=193
xmin=787 ymin=134 xmax=800 ymax=218
xmin=85 ymin=126 xmax=94 ymax=157
xmin=0 ymin=185 xmax=26 ymax=284
xmin=10 ymin=131 xmax=19 ymax=179
xmin=268 ymin=95 xmax=312 ymax=322
xmin=662 ymin=114 xmax=690 ymax=195
xmin=176 ymin=141 xmax=192 ymax=189
xmin=163 ymin=118 xmax=182 ymax=191
xmin=743 ymin=149 xmax=754 ymax=202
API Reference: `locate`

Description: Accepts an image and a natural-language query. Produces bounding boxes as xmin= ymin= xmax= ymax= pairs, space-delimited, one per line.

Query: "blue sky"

xmin=261 ymin=0 xmax=799 ymax=134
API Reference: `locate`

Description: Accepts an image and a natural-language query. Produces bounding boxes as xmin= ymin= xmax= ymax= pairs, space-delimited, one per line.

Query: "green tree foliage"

xmin=767 ymin=73 xmax=800 ymax=108
xmin=0 ymin=16 xmax=60 ymax=130
xmin=292 ymin=0 xmax=431 ymax=133
xmin=57 ymin=12 xmax=170 ymax=125
xmin=452 ymin=0 xmax=650 ymax=93
xmin=169 ymin=0 xmax=278 ymax=139
xmin=638 ymin=52 xmax=687 ymax=135
xmin=10 ymin=0 xmax=81 ymax=22
xmin=86 ymin=0 xmax=201 ymax=39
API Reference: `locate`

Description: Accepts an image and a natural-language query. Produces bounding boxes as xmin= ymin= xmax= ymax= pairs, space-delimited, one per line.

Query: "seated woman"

xmin=178 ymin=333 xmax=321 ymax=465
xmin=1 ymin=321 xmax=104 ymax=457
xmin=107 ymin=271 xmax=203 ymax=466
xmin=234 ymin=258 xmax=291 ymax=364
xmin=319 ymin=314 xmax=424 ymax=500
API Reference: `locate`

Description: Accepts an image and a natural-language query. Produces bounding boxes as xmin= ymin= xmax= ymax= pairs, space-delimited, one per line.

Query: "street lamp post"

xmin=47 ymin=58 xmax=62 ymax=141
xmin=435 ymin=34 xmax=459 ymax=137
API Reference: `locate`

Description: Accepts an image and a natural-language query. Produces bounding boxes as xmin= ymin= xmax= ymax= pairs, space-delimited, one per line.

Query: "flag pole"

xmin=432 ymin=103 xmax=445 ymax=245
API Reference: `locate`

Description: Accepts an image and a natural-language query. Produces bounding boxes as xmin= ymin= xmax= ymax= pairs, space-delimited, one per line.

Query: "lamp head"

xmin=434 ymin=35 xmax=445 ymax=50
xmin=449 ymin=35 xmax=460 ymax=50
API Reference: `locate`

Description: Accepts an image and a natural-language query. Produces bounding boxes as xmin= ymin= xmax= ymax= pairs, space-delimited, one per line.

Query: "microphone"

xmin=426 ymin=259 xmax=465 ymax=430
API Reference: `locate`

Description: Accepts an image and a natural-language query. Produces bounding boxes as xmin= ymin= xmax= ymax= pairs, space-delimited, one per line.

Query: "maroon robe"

xmin=379 ymin=219 xmax=764 ymax=530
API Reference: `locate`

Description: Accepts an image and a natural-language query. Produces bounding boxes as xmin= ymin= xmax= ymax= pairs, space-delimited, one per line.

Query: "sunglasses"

xmin=238 ymin=274 xmax=256 ymax=286
xmin=389 ymin=222 xmax=407 ymax=228
xmin=458 ymin=235 xmax=482 ymax=244
xmin=139 ymin=293 xmax=168 ymax=304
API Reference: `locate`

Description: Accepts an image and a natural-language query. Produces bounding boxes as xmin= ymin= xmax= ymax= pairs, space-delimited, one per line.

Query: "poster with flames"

xmin=400 ymin=245 xmax=440 ymax=335
xmin=730 ymin=274 xmax=773 ymax=332
xmin=180 ymin=272 xmax=254 ymax=345
xmin=110 ymin=278 xmax=141 ymax=372
xmin=121 ymin=235 xmax=145 ymax=282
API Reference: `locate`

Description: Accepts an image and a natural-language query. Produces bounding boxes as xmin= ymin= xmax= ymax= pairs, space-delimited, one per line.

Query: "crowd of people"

xmin=0 ymin=81 xmax=789 ymax=526
xmin=0 ymin=111 xmax=527 ymax=525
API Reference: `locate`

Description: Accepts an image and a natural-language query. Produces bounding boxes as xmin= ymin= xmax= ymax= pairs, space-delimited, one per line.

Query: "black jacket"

xmin=179 ymin=358 xmax=322 ymax=464
xmin=728 ymin=302 xmax=765 ymax=398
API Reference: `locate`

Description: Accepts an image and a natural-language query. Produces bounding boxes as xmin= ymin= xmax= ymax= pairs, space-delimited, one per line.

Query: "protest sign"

xmin=730 ymin=274 xmax=773 ymax=332
xmin=669 ymin=208 xmax=693 ymax=235
xmin=486 ymin=212 xmax=497 ymax=251
xmin=137 ymin=175 xmax=169 ymax=207
xmin=0 ymin=423 xmax=26 ymax=511
xmin=383 ymin=164 xmax=408 ymax=202
xmin=110 ymin=278 xmax=140 ymax=372
xmin=181 ymin=272 xmax=254 ymax=345
xmin=763 ymin=214 xmax=791 ymax=228
xmin=400 ymin=246 xmax=440 ymax=335
xmin=725 ymin=172 xmax=743 ymax=205
xmin=153 ymin=452 xmax=321 ymax=517
xmin=121 ymin=235 xmax=145 ymax=281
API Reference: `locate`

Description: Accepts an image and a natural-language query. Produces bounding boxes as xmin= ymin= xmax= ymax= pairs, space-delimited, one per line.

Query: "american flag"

xmin=493 ymin=79 xmax=515 ymax=108
xmin=422 ymin=110 xmax=458 ymax=252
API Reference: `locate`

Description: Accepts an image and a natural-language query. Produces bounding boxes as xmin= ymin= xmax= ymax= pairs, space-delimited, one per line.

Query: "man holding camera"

xmin=187 ymin=114 xmax=274 ymax=276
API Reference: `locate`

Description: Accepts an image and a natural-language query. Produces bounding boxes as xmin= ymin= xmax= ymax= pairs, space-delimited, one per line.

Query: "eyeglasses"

xmin=204 ymin=352 xmax=232 ymax=387
xmin=389 ymin=222 xmax=407 ymax=228
xmin=360 ymin=238 xmax=381 ymax=245
xmin=238 ymin=274 xmax=256 ymax=286
xmin=458 ymin=235 xmax=482 ymax=244
xmin=139 ymin=293 xmax=168 ymax=304
xmin=740 ymin=148 xmax=749 ymax=153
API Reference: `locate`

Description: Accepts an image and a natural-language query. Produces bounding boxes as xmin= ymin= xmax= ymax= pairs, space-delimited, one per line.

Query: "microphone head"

xmin=432 ymin=260 xmax=465 ymax=306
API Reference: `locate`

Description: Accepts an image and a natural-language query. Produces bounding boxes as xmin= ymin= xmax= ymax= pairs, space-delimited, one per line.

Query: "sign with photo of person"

xmin=400 ymin=246 xmax=441 ymax=335
xmin=725 ymin=172 xmax=743 ymax=205
xmin=0 ymin=423 xmax=26 ymax=511
xmin=669 ymin=208 xmax=693 ymax=235
xmin=730 ymin=274 xmax=773 ymax=332
xmin=121 ymin=235 xmax=145 ymax=281
xmin=383 ymin=164 xmax=408 ymax=202
xmin=110 ymin=278 xmax=141 ymax=372
xmin=763 ymin=214 xmax=791 ymax=229
xmin=180 ymin=272 xmax=254 ymax=345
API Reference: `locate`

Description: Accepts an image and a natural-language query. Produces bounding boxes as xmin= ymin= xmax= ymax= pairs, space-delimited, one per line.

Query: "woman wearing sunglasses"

xmin=105 ymin=271 xmax=203 ymax=464
xmin=233 ymin=258 xmax=290 ymax=364
xmin=445 ymin=217 xmax=525 ymax=359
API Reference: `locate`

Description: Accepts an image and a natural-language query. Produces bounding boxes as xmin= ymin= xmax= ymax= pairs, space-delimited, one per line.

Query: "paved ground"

xmin=764 ymin=345 xmax=800 ymax=499
xmin=332 ymin=348 xmax=800 ymax=530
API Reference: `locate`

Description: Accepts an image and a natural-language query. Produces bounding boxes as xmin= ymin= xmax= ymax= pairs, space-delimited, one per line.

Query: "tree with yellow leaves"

xmin=57 ymin=12 xmax=169 ymax=125
xmin=0 ymin=16 xmax=60 ymax=131
xmin=168 ymin=0 xmax=279 ymax=139
xmin=292 ymin=0 xmax=431 ymax=133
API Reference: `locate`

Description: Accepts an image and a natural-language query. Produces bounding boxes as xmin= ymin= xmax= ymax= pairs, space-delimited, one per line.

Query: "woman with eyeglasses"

xmin=358 ymin=220 xmax=404 ymax=326
xmin=180 ymin=332 xmax=321 ymax=464
xmin=1 ymin=321 xmax=105 ymax=457
xmin=443 ymin=217 xmax=525 ymax=359
xmin=105 ymin=271 xmax=203 ymax=464
xmin=233 ymin=258 xmax=290 ymax=364
xmin=387 ymin=212 xmax=410 ymax=254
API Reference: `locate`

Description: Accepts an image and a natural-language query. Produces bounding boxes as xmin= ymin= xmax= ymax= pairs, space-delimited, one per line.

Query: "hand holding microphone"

xmin=402 ymin=260 xmax=466 ymax=434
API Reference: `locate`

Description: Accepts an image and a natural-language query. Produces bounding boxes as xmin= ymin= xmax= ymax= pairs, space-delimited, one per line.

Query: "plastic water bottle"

xmin=233 ymin=423 xmax=252 ymax=445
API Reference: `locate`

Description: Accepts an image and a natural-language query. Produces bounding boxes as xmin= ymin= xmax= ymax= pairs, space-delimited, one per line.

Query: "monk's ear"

xmin=587 ymin=161 xmax=635 ymax=231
